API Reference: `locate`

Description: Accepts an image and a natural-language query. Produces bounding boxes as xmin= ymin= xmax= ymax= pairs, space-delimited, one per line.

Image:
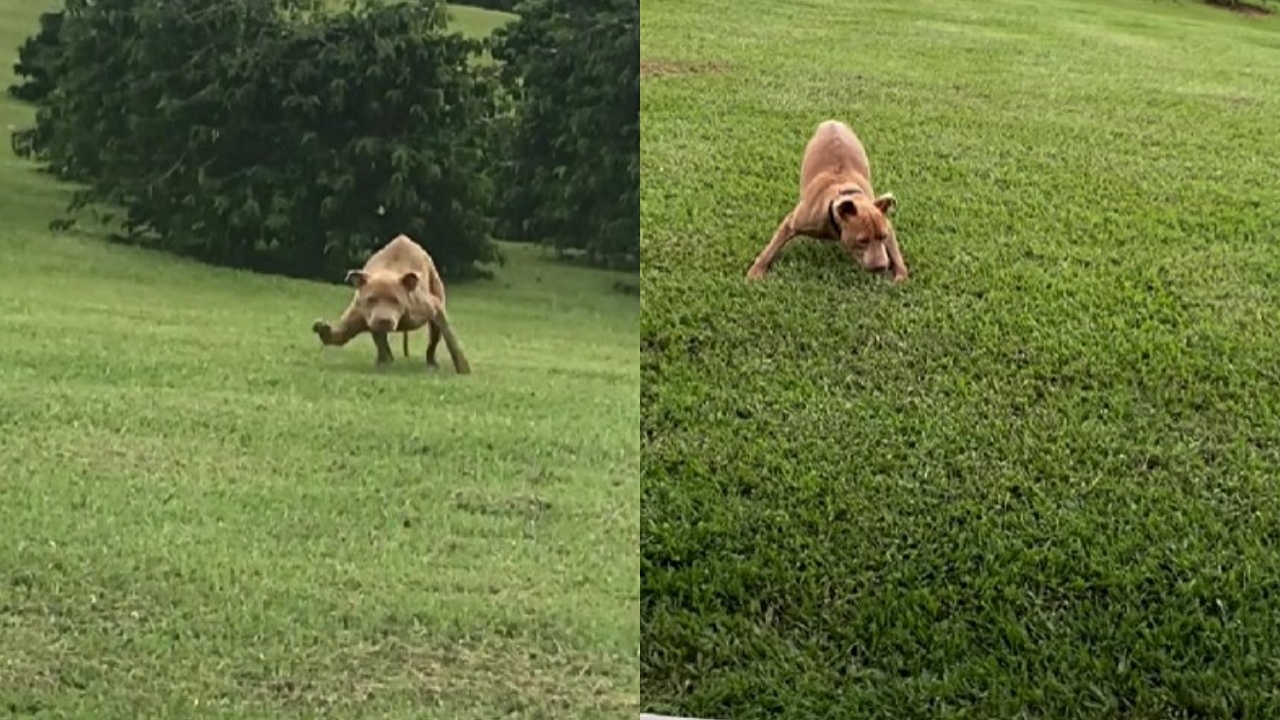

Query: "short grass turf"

xmin=640 ymin=0 xmax=1280 ymax=717
xmin=0 ymin=1 xmax=637 ymax=718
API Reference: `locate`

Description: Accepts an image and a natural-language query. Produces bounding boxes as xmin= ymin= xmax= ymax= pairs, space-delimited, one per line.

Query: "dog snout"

xmin=861 ymin=243 xmax=890 ymax=272
xmin=860 ymin=253 xmax=889 ymax=272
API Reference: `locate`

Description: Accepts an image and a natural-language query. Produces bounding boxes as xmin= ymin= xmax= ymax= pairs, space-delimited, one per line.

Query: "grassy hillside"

xmin=321 ymin=1 xmax=515 ymax=37
xmin=0 ymin=1 xmax=636 ymax=718
xmin=447 ymin=3 xmax=515 ymax=37
xmin=641 ymin=0 xmax=1280 ymax=718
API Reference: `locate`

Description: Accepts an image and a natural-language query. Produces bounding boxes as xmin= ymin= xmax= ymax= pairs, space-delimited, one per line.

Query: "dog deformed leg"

xmin=432 ymin=310 xmax=471 ymax=375
xmin=313 ymin=302 xmax=368 ymax=347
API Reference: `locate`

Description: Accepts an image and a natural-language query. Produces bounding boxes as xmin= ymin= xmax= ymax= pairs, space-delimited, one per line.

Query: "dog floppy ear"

xmin=834 ymin=198 xmax=858 ymax=219
xmin=399 ymin=271 xmax=421 ymax=291
xmin=874 ymin=193 xmax=897 ymax=216
xmin=344 ymin=270 xmax=368 ymax=287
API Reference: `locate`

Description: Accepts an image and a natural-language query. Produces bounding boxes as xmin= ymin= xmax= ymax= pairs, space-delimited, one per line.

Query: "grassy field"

xmin=324 ymin=1 xmax=515 ymax=36
xmin=446 ymin=3 xmax=515 ymax=36
xmin=640 ymin=0 xmax=1280 ymax=718
xmin=0 ymin=1 xmax=637 ymax=718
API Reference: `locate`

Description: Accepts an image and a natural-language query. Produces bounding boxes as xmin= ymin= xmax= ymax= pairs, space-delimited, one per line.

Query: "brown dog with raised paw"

xmin=747 ymin=119 xmax=907 ymax=283
xmin=312 ymin=233 xmax=471 ymax=374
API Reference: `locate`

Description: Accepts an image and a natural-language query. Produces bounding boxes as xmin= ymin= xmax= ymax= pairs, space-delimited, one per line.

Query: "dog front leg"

xmin=747 ymin=210 xmax=799 ymax=281
xmin=372 ymin=331 xmax=395 ymax=365
xmin=884 ymin=227 xmax=909 ymax=284
xmin=313 ymin=303 xmax=367 ymax=346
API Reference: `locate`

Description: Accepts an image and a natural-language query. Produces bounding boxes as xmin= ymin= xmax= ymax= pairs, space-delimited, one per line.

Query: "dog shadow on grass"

xmin=305 ymin=347 xmax=469 ymax=377
xmin=318 ymin=360 xmax=466 ymax=377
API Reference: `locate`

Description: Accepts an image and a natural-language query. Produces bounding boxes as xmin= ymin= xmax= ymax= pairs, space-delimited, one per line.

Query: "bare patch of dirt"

xmin=640 ymin=59 xmax=730 ymax=79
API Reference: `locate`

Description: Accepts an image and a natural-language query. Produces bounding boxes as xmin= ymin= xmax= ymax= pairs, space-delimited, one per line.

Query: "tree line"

xmin=7 ymin=0 xmax=639 ymax=282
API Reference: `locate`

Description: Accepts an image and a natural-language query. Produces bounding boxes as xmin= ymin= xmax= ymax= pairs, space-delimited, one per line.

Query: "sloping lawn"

xmin=0 ymin=0 xmax=637 ymax=717
xmin=641 ymin=0 xmax=1280 ymax=717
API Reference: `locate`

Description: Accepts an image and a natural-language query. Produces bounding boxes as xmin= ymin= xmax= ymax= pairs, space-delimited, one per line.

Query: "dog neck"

xmin=827 ymin=187 xmax=864 ymax=238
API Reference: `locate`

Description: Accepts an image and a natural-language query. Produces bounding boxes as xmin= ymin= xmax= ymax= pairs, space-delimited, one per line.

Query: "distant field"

xmin=447 ymin=3 xmax=515 ymax=36
xmin=641 ymin=0 xmax=1280 ymax=718
xmin=0 ymin=0 xmax=636 ymax=717
xmin=308 ymin=2 xmax=514 ymax=37
xmin=323 ymin=2 xmax=515 ymax=36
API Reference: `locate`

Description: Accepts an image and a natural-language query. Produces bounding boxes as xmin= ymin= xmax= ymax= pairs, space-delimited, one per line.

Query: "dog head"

xmin=831 ymin=192 xmax=897 ymax=272
xmin=344 ymin=268 xmax=422 ymax=333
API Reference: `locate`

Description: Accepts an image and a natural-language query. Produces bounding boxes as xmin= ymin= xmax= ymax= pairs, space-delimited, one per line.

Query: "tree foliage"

xmin=7 ymin=10 xmax=63 ymax=104
xmin=491 ymin=0 xmax=639 ymax=270
xmin=7 ymin=0 xmax=640 ymax=279
xmin=11 ymin=0 xmax=499 ymax=281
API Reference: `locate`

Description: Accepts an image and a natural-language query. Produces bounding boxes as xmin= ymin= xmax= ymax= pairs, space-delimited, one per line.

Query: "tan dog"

xmin=747 ymin=119 xmax=907 ymax=283
xmin=311 ymin=234 xmax=471 ymax=374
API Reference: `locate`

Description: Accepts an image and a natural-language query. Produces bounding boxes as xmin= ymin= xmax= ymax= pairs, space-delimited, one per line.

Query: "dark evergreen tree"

xmin=7 ymin=10 xmax=64 ymax=104
xmin=12 ymin=0 xmax=500 ymax=281
xmin=491 ymin=0 xmax=639 ymax=271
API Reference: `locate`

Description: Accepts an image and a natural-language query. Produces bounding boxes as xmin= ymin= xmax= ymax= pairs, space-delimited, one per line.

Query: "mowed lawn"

xmin=446 ymin=3 xmax=515 ymax=36
xmin=322 ymin=2 xmax=515 ymax=35
xmin=0 ymin=2 xmax=637 ymax=719
xmin=641 ymin=0 xmax=1280 ymax=717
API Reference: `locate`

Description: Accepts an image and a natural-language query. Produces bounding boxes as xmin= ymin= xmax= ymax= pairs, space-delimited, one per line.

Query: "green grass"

xmin=322 ymin=3 xmax=514 ymax=63
xmin=640 ymin=0 xmax=1280 ymax=717
xmin=325 ymin=1 xmax=516 ymax=37
xmin=0 ymin=1 xmax=637 ymax=718
xmin=446 ymin=4 xmax=515 ymax=37
xmin=317 ymin=2 xmax=514 ymax=39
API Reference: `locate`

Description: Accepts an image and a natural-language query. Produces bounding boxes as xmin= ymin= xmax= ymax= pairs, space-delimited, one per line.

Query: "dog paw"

xmin=890 ymin=271 xmax=909 ymax=285
xmin=311 ymin=320 xmax=335 ymax=344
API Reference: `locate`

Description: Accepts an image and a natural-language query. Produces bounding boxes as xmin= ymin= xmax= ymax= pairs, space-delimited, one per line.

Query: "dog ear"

xmin=835 ymin=198 xmax=858 ymax=218
xmin=874 ymin=193 xmax=897 ymax=216
xmin=344 ymin=270 xmax=368 ymax=287
xmin=399 ymin=271 xmax=421 ymax=291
